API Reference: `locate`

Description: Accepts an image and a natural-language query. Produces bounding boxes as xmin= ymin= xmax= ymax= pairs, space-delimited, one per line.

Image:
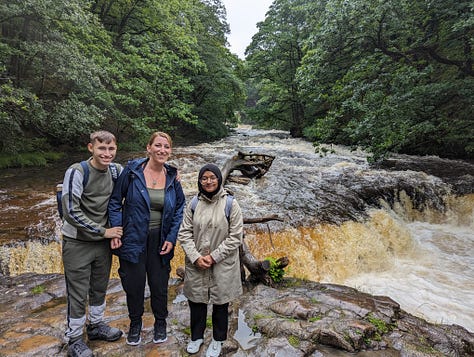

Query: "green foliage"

xmin=253 ymin=313 xmax=272 ymax=320
xmin=0 ymin=151 xmax=63 ymax=169
xmin=287 ymin=335 xmax=300 ymax=347
xmin=265 ymin=257 xmax=286 ymax=283
xmin=245 ymin=0 xmax=313 ymax=137
xmin=3 ymin=0 xmax=472 ymax=159
xmin=366 ymin=313 xmax=391 ymax=336
xmin=0 ymin=0 xmax=244 ymax=155
xmin=31 ymin=284 xmax=45 ymax=294
xmin=246 ymin=0 xmax=474 ymax=159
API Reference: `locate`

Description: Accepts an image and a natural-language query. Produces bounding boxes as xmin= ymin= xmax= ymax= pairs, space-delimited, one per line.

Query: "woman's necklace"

xmin=146 ymin=167 xmax=166 ymax=187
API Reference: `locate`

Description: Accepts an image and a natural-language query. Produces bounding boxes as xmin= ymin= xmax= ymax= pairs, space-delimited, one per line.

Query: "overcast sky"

xmin=222 ymin=0 xmax=273 ymax=59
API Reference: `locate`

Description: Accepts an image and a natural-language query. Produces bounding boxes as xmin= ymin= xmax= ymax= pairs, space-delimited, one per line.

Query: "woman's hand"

xmin=160 ymin=241 xmax=174 ymax=255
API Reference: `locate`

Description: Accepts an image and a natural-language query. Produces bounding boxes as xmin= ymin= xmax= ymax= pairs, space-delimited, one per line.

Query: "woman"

xmin=178 ymin=163 xmax=243 ymax=357
xmin=108 ymin=132 xmax=185 ymax=346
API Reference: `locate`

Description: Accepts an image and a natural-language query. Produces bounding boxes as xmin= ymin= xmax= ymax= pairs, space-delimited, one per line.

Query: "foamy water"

xmin=345 ymin=220 xmax=474 ymax=332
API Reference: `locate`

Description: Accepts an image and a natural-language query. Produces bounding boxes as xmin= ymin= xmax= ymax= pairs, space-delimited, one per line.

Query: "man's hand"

xmin=160 ymin=241 xmax=173 ymax=255
xmin=110 ymin=238 xmax=122 ymax=249
xmin=104 ymin=227 xmax=123 ymax=239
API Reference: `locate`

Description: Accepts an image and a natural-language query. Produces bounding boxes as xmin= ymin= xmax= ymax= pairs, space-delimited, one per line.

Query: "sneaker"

xmin=86 ymin=321 xmax=122 ymax=342
xmin=126 ymin=320 xmax=142 ymax=346
xmin=206 ymin=339 xmax=223 ymax=357
xmin=153 ymin=319 xmax=167 ymax=343
xmin=186 ymin=338 xmax=204 ymax=354
xmin=67 ymin=339 xmax=93 ymax=357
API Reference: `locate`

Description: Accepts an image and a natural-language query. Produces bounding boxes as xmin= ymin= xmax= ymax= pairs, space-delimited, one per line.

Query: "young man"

xmin=61 ymin=131 xmax=123 ymax=357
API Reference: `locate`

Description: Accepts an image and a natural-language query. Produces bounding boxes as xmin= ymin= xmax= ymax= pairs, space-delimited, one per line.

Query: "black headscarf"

xmin=198 ymin=163 xmax=223 ymax=198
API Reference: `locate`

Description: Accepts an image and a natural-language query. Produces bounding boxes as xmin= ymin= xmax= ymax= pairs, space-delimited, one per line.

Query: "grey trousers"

xmin=62 ymin=237 xmax=112 ymax=340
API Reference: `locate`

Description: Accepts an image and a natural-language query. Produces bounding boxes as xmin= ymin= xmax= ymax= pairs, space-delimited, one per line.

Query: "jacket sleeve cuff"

xmin=189 ymin=251 xmax=201 ymax=264
xmin=210 ymin=252 xmax=221 ymax=264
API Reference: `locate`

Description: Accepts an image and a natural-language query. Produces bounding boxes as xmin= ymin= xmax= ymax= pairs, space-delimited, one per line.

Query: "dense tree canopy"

xmin=245 ymin=0 xmax=473 ymax=160
xmin=0 ymin=0 xmax=244 ymax=155
xmin=1 ymin=0 xmax=472 ymax=162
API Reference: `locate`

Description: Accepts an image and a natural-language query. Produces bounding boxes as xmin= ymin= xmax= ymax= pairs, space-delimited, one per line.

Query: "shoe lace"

xmin=70 ymin=340 xmax=90 ymax=354
xmin=130 ymin=322 xmax=141 ymax=335
xmin=94 ymin=322 xmax=111 ymax=335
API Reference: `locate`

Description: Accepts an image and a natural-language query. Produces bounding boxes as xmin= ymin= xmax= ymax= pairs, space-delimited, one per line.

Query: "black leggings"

xmin=119 ymin=228 xmax=171 ymax=324
xmin=188 ymin=300 xmax=229 ymax=341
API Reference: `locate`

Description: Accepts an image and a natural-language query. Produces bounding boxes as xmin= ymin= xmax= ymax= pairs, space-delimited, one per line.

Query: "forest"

xmin=1 ymin=0 xmax=473 ymax=166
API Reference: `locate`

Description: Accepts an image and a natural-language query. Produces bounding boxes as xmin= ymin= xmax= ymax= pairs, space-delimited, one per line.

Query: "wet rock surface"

xmin=0 ymin=273 xmax=472 ymax=356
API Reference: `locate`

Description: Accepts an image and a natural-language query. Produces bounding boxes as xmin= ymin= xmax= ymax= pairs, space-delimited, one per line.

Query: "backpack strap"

xmin=80 ymin=161 xmax=90 ymax=187
xmin=109 ymin=163 xmax=119 ymax=181
xmin=80 ymin=161 xmax=119 ymax=186
xmin=190 ymin=194 xmax=233 ymax=221
xmin=190 ymin=195 xmax=199 ymax=213
xmin=224 ymin=195 xmax=234 ymax=220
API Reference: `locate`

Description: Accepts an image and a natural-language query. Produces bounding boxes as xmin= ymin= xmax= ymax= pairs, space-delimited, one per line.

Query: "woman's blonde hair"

xmin=147 ymin=131 xmax=172 ymax=147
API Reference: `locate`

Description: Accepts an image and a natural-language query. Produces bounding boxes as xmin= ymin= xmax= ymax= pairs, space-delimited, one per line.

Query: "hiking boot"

xmin=126 ymin=320 xmax=142 ymax=346
xmin=67 ymin=339 xmax=93 ymax=357
xmin=186 ymin=338 xmax=204 ymax=354
xmin=153 ymin=319 xmax=167 ymax=343
xmin=86 ymin=321 xmax=122 ymax=342
xmin=206 ymin=339 xmax=223 ymax=357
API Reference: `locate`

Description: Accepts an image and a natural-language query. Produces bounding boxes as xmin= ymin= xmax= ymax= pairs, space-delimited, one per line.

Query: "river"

xmin=0 ymin=127 xmax=473 ymax=332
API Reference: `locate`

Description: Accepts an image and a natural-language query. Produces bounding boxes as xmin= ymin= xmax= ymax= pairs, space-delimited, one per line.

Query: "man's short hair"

xmin=90 ymin=131 xmax=116 ymax=144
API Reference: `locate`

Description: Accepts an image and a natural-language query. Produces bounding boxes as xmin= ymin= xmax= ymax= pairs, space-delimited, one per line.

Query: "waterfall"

xmin=0 ymin=127 xmax=473 ymax=332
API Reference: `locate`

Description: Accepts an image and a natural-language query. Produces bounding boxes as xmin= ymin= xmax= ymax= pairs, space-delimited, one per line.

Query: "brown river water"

xmin=0 ymin=127 xmax=473 ymax=332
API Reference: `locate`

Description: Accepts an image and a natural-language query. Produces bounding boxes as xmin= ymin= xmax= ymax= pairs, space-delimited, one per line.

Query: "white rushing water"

xmin=345 ymin=219 xmax=474 ymax=332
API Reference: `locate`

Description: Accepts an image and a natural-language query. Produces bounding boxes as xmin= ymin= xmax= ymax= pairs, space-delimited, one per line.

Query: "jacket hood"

xmin=198 ymin=163 xmax=223 ymax=198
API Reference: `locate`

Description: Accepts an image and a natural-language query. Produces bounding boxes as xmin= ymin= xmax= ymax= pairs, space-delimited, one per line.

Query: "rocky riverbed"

xmin=0 ymin=273 xmax=472 ymax=356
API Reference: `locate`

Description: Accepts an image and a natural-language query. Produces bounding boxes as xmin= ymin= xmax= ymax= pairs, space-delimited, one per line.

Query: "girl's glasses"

xmin=200 ymin=176 xmax=218 ymax=183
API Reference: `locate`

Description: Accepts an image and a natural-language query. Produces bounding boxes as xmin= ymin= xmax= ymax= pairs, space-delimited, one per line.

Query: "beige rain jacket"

xmin=178 ymin=188 xmax=243 ymax=304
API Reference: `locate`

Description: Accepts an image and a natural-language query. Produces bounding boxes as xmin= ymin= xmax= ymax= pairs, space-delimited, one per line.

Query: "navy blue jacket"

xmin=108 ymin=158 xmax=185 ymax=263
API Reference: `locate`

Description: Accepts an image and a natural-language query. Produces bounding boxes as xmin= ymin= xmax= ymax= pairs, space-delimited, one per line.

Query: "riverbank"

xmin=0 ymin=152 xmax=64 ymax=169
xmin=1 ymin=127 xmax=473 ymax=344
xmin=0 ymin=272 xmax=472 ymax=356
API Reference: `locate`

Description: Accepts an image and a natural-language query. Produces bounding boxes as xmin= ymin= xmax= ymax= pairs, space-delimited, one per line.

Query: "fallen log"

xmin=244 ymin=215 xmax=283 ymax=224
xmin=221 ymin=151 xmax=275 ymax=182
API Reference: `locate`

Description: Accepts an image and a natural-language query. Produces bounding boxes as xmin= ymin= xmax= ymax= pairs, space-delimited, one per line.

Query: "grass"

xmin=0 ymin=152 xmax=64 ymax=169
xmin=287 ymin=335 xmax=300 ymax=347
xmin=253 ymin=313 xmax=273 ymax=320
xmin=31 ymin=284 xmax=46 ymax=294
xmin=366 ymin=314 xmax=390 ymax=334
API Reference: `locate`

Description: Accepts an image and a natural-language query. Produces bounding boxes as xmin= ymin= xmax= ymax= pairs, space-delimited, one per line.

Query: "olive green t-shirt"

xmin=148 ymin=187 xmax=164 ymax=230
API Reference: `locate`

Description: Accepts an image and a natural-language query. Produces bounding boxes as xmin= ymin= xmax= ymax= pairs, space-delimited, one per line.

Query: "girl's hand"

xmin=195 ymin=255 xmax=213 ymax=269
